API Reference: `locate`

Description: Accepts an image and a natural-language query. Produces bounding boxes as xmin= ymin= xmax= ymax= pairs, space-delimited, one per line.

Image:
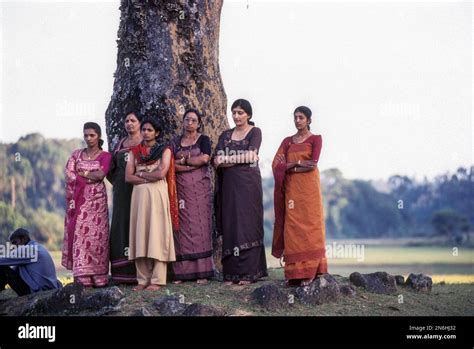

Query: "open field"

xmin=51 ymin=244 xmax=474 ymax=284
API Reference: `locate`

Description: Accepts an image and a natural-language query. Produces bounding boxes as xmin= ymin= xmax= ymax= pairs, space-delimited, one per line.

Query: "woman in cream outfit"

xmin=126 ymin=118 xmax=179 ymax=291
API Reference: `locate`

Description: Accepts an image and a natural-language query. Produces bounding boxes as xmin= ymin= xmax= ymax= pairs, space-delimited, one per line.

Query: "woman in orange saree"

xmin=272 ymin=106 xmax=327 ymax=286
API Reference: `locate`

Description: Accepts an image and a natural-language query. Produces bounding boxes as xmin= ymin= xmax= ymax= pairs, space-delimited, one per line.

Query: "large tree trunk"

xmin=105 ymin=0 xmax=228 ymax=145
xmin=105 ymin=0 xmax=227 ymax=272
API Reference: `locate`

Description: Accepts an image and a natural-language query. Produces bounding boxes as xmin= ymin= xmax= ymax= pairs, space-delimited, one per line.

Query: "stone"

xmin=339 ymin=284 xmax=357 ymax=297
xmin=153 ymin=295 xmax=187 ymax=316
xmin=84 ymin=286 xmax=124 ymax=311
xmin=251 ymin=283 xmax=288 ymax=310
xmin=404 ymin=273 xmax=432 ymax=293
xmin=295 ymin=274 xmax=341 ymax=305
xmin=395 ymin=275 xmax=405 ymax=286
xmin=349 ymin=272 xmax=398 ymax=294
xmin=0 ymin=284 xmax=126 ymax=316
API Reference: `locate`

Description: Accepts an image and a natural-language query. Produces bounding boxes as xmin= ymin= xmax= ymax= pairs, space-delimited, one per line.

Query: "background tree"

xmin=432 ymin=209 xmax=470 ymax=244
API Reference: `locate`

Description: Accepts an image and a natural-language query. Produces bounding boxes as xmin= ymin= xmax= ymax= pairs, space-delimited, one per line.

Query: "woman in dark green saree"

xmin=107 ymin=110 xmax=142 ymax=284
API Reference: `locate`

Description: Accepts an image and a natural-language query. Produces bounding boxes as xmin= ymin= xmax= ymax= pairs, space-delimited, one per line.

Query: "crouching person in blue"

xmin=0 ymin=228 xmax=62 ymax=296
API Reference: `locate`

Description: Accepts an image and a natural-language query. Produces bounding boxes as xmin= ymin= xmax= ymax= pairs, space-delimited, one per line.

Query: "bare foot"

xmin=197 ymin=279 xmax=208 ymax=285
xmin=173 ymin=280 xmax=183 ymax=284
xmin=133 ymin=285 xmax=148 ymax=291
xmin=146 ymin=284 xmax=162 ymax=291
xmin=224 ymin=281 xmax=233 ymax=286
xmin=237 ymin=280 xmax=251 ymax=286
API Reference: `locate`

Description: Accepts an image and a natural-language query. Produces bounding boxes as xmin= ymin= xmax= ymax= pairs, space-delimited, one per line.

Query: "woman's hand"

xmin=213 ymin=155 xmax=224 ymax=168
xmin=300 ymin=160 xmax=318 ymax=168
xmin=275 ymin=154 xmax=286 ymax=163
xmin=77 ymin=170 xmax=89 ymax=178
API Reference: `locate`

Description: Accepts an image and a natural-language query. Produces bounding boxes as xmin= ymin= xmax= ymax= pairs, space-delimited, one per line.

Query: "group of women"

xmin=61 ymin=99 xmax=327 ymax=290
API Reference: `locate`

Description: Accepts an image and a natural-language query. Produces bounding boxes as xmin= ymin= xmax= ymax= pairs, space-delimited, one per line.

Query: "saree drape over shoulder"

xmin=272 ymin=135 xmax=327 ymax=280
xmin=62 ymin=149 xmax=112 ymax=286
xmin=128 ymin=143 xmax=179 ymax=263
xmin=107 ymin=138 xmax=137 ymax=284
xmin=170 ymin=135 xmax=215 ymax=281
xmin=214 ymin=127 xmax=268 ymax=282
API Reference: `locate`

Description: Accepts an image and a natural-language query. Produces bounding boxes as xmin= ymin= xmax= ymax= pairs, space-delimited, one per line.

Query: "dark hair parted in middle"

xmin=294 ymin=106 xmax=312 ymax=130
xmin=141 ymin=118 xmax=162 ymax=136
xmin=125 ymin=109 xmax=143 ymax=122
xmin=83 ymin=122 xmax=105 ymax=149
xmin=231 ymin=99 xmax=254 ymax=126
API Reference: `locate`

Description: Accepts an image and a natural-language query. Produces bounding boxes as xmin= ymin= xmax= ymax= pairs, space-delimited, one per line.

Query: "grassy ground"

xmin=88 ymin=268 xmax=473 ymax=316
xmin=3 ymin=251 xmax=474 ymax=316
xmin=2 ymin=271 xmax=473 ymax=316
xmin=43 ymin=245 xmax=473 ymax=316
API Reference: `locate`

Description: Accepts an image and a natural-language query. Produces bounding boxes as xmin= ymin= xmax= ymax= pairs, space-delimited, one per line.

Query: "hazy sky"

xmin=1 ymin=0 xmax=472 ymax=180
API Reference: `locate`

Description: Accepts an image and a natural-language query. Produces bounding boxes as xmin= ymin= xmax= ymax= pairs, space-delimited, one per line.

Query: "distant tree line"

xmin=0 ymin=134 xmax=472 ymax=250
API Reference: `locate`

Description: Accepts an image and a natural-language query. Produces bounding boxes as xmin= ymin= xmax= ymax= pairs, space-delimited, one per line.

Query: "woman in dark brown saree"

xmin=107 ymin=110 xmax=142 ymax=284
xmin=171 ymin=109 xmax=215 ymax=284
xmin=213 ymin=99 xmax=268 ymax=286
xmin=272 ymin=106 xmax=327 ymax=287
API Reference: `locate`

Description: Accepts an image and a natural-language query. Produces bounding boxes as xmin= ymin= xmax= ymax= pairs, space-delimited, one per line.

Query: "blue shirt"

xmin=0 ymin=240 xmax=62 ymax=293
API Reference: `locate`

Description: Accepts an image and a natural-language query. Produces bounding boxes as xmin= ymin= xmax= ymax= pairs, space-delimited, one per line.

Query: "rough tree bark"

xmin=105 ymin=0 xmax=228 ymax=146
xmin=105 ymin=0 xmax=228 ymax=272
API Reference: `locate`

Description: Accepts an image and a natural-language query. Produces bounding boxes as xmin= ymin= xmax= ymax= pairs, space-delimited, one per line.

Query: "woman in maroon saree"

xmin=62 ymin=122 xmax=112 ymax=287
xmin=171 ymin=109 xmax=215 ymax=284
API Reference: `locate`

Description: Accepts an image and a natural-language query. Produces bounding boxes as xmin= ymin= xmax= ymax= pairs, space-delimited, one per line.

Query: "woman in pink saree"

xmin=62 ymin=122 xmax=112 ymax=287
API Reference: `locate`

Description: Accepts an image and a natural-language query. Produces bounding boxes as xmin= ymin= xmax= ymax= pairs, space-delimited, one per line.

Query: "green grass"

xmin=4 ymin=256 xmax=473 ymax=316
xmin=71 ymin=269 xmax=474 ymax=316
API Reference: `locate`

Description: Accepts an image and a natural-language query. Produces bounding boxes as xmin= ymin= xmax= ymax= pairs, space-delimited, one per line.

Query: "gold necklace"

xmin=86 ymin=148 xmax=100 ymax=160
